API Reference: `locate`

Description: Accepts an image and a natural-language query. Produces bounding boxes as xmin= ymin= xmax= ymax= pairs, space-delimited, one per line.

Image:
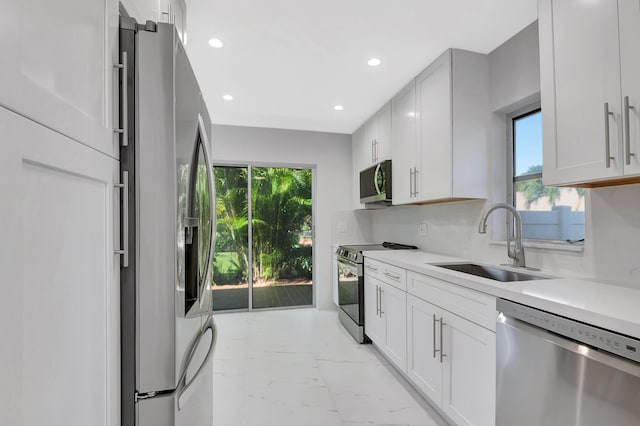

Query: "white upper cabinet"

xmin=352 ymin=102 xmax=392 ymax=209
xmin=539 ymin=0 xmax=640 ymax=185
xmin=351 ymin=125 xmax=367 ymax=209
xmin=159 ymin=0 xmax=187 ymax=43
xmin=393 ymin=49 xmax=490 ymax=205
xmin=392 ymin=80 xmax=418 ymax=205
xmin=0 ymin=0 xmax=119 ymax=158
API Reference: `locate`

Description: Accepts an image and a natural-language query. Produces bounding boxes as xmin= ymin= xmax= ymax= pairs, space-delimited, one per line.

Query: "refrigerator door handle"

xmin=177 ymin=315 xmax=217 ymax=410
xmin=196 ymin=114 xmax=216 ymax=304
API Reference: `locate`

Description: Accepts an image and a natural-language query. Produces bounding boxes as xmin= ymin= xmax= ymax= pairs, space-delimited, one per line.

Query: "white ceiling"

xmin=185 ymin=0 xmax=537 ymax=134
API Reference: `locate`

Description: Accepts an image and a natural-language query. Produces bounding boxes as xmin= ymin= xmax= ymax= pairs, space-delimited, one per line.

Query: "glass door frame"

xmin=213 ymin=161 xmax=317 ymax=311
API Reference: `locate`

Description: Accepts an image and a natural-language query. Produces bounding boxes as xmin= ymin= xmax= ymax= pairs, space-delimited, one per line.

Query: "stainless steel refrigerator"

xmin=118 ymin=17 xmax=217 ymax=426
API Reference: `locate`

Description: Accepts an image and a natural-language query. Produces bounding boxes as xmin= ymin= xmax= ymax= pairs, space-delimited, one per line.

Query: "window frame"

xmin=506 ymin=103 xmax=584 ymax=245
xmin=506 ymin=102 xmax=542 ymax=209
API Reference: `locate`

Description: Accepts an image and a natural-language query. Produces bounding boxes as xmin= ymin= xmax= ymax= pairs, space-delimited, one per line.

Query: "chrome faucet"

xmin=478 ymin=203 xmax=526 ymax=268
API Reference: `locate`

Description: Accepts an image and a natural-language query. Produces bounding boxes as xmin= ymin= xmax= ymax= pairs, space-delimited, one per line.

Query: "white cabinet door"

xmin=619 ymin=0 xmax=640 ymax=177
xmin=416 ymin=51 xmax=453 ymax=201
xmin=392 ymin=80 xmax=417 ymax=205
xmin=407 ymin=295 xmax=443 ymax=405
xmin=380 ymin=282 xmax=407 ymax=373
xmin=352 ymin=126 xmax=367 ymax=209
xmin=539 ymin=0 xmax=623 ymax=185
xmin=376 ymin=102 xmax=392 ymax=163
xmin=0 ymin=0 xmax=119 ymax=158
xmin=364 ymin=116 xmax=378 ymax=166
xmin=364 ymin=276 xmax=385 ymax=345
xmin=442 ymin=313 xmax=496 ymax=426
xmin=0 ymin=107 xmax=120 ymax=426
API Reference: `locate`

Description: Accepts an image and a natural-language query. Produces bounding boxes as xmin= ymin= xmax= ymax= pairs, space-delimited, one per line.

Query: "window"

xmin=509 ymin=107 xmax=585 ymax=242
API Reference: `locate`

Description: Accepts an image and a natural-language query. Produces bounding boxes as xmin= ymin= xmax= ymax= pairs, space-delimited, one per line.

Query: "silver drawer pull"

xmin=383 ymin=271 xmax=400 ymax=280
xmin=365 ymin=265 xmax=379 ymax=272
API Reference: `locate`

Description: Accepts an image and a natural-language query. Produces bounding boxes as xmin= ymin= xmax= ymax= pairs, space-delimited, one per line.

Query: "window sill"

xmin=489 ymin=240 xmax=584 ymax=253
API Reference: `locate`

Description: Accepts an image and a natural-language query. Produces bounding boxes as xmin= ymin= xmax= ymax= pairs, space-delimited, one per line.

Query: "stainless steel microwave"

xmin=360 ymin=160 xmax=392 ymax=207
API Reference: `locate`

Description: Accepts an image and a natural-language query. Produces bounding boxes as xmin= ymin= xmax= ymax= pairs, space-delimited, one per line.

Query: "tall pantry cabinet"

xmin=0 ymin=1 xmax=122 ymax=425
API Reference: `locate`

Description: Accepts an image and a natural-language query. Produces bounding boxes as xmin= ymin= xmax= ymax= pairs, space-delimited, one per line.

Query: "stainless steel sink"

xmin=431 ymin=263 xmax=549 ymax=282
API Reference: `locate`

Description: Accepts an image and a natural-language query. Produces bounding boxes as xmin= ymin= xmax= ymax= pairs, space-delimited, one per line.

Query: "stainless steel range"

xmin=336 ymin=242 xmax=417 ymax=343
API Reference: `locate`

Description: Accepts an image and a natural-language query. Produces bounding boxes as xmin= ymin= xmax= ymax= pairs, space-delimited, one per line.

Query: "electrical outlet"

xmin=419 ymin=223 xmax=428 ymax=236
xmin=337 ymin=222 xmax=348 ymax=233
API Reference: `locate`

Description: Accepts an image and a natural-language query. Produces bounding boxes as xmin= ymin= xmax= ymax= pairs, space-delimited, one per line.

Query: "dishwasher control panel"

xmin=497 ymin=299 xmax=640 ymax=364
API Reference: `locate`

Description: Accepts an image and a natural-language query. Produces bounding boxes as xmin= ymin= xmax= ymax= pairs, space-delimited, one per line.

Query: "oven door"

xmin=337 ymin=257 xmax=364 ymax=325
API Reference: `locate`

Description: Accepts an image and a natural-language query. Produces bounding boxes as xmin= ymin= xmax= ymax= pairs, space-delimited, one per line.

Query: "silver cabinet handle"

xmin=383 ymin=271 xmax=400 ymax=280
xmin=604 ymin=102 xmax=615 ymax=168
xmin=114 ymin=171 xmax=129 ymax=267
xmin=371 ymin=140 xmax=375 ymax=163
xmin=433 ymin=314 xmax=439 ymax=359
xmin=409 ymin=168 xmax=414 ymax=198
xmin=439 ymin=317 xmax=446 ymax=363
xmin=413 ymin=168 xmax=419 ymax=197
xmin=379 ymin=288 xmax=384 ymax=316
xmin=113 ymin=51 xmax=128 ymax=147
xmin=375 ymin=285 xmax=380 ymax=316
xmin=374 ymin=139 xmax=378 ymax=162
xmin=625 ymin=96 xmax=636 ymax=165
xmin=365 ymin=264 xmax=378 ymax=272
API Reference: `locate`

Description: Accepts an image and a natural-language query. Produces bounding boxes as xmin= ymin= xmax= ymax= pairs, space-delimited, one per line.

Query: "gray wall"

xmin=211 ymin=124 xmax=352 ymax=309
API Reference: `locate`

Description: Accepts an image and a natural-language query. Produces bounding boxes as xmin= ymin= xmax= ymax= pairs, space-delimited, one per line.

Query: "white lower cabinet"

xmin=0 ymin=106 xmax=120 ymax=426
xmin=442 ymin=311 xmax=496 ymax=426
xmin=407 ymin=294 xmax=496 ymax=426
xmin=365 ymin=275 xmax=407 ymax=373
xmin=406 ymin=294 xmax=442 ymax=404
xmin=366 ymin=257 xmax=496 ymax=426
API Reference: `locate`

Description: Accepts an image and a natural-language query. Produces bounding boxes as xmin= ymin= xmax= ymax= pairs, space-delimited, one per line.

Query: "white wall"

xmin=366 ymin=22 xmax=640 ymax=289
xmin=211 ymin=124 xmax=353 ymax=309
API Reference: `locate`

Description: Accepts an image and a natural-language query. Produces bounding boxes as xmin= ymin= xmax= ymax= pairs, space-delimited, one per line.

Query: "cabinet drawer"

xmin=365 ymin=258 xmax=406 ymax=291
xmin=407 ymin=271 xmax=496 ymax=331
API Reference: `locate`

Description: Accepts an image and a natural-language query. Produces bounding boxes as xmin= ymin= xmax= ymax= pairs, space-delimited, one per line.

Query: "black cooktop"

xmin=340 ymin=242 xmax=418 ymax=252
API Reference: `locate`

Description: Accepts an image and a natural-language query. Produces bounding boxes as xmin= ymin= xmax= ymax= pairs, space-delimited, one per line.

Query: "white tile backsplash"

xmin=363 ymin=184 xmax=640 ymax=290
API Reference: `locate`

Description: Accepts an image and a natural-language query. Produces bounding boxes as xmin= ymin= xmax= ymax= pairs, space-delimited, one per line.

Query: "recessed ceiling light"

xmin=208 ymin=38 xmax=224 ymax=48
xmin=222 ymin=94 xmax=233 ymax=101
xmin=334 ymin=105 xmax=344 ymax=111
xmin=367 ymin=57 xmax=381 ymax=67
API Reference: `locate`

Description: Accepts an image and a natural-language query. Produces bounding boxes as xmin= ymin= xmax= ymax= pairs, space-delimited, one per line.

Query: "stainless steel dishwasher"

xmin=496 ymin=299 xmax=640 ymax=426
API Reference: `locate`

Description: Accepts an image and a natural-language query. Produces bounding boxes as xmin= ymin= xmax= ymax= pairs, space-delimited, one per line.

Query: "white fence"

xmin=520 ymin=205 xmax=584 ymax=241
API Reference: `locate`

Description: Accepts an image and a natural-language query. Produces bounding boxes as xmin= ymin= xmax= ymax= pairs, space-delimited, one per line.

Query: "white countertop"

xmin=363 ymin=249 xmax=640 ymax=340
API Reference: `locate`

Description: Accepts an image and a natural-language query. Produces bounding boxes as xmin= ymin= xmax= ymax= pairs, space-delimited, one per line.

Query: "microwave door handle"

xmin=374 ymin=163 xmax=382 ymax=195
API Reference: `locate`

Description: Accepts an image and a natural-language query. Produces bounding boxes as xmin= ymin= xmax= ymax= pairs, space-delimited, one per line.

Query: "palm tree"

xmin=251 ymin=167 xmax=312 ymax=283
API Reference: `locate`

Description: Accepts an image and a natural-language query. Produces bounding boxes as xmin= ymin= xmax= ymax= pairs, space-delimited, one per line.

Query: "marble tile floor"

xmin=211 ymin=308 xmax=448 ymax=426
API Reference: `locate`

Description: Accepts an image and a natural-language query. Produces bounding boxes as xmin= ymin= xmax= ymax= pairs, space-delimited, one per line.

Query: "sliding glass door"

xmin=212 ymin=165 xmax=313 ymax=311
xmin=211 ymin=166 xmax=250 ymax=310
